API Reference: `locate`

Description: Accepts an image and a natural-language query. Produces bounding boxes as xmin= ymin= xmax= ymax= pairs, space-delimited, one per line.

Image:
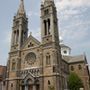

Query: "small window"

xmin=48 ymin=80 xmax=50 ymax=85
xmin=71 ymin=66 xmax=74 ymax=71
xmin=12 ymin=62 xmax=16 ymax=71
xmin=44 ymin=9 xmax=49 ymax=15
xmin=78 ymin=65 xmax=82 ymax=70
xmin=46 ymin=54 xmax=51 ymax=65
xmin=28 ymin=45 xmax=30 ymax=48
xmin=11 ymin=83 xmax=13 ymax=87
xmin=53 ymin=66 xmax=56 ymax=73
xmin=44 ymin=20 xmax=47 ymax=35
xmin=63 ymin=50 xmax=67 ymax=54
xmin=28 ymin=42 xmax=34 ymax=48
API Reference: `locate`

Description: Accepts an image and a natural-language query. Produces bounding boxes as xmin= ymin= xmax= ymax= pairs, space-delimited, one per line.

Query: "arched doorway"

xmin=21 ymin=74 xmax=40 ymax=90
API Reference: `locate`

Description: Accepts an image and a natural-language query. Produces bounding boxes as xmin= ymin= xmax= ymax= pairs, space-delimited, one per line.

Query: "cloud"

xmin=55 ymin=0 xmax=90 ymax=20
xmin=56 ymin=0 xmax=90 ymax=12
xmin=29 ymin=28 xmax=41 ymax=41
xmin=55 ymin=0 xmax=90 ymax=46
xmin=61 ymin=29 xmax=88 ymax=41
xmin=60 ymin=20 xmax=90 ymax=42
xmin=56 ymin=0 xmax=90 ymax=21
xmin=27 ymin=11 xmax=40 ymax=17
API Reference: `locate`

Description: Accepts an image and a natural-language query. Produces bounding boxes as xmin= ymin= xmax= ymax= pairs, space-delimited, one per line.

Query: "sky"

xmin=0 ymin=0 xmax=90 ymax=66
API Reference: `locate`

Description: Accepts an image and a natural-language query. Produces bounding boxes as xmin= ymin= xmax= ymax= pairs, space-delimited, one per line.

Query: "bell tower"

xmin=7 ymin=1 xmax=28 ymax=90
xmin=40 ymin=1 xmax=63 ymax=90
xmin=11 ymin=0 xmax=28 ymax=51
xmin=41 ymin=0 xmax=59 ymax=45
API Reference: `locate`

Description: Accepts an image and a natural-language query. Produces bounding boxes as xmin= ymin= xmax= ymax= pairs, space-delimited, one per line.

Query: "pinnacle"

xmin=17 ymin=0 xmax=25 ymax=15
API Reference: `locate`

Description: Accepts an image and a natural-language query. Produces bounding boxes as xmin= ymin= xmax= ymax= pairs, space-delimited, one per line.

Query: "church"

xmin=6 ymin=0 xmax=69 ymax=90
xmin=2 ymin=0 xmax=89 ymax=90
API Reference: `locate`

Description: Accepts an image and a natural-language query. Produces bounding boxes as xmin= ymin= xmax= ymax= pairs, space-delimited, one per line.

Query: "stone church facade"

xmin=6 ymin=0 xmax=69 ymax=90
xmin=4 ymin=0 xmax=90 ymax=90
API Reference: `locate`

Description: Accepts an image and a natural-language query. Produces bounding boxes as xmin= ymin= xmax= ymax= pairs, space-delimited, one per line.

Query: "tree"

xmin=68 ymin=72 xmax=83 ymax=90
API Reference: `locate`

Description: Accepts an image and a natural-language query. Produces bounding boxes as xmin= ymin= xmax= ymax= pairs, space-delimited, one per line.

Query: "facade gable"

xmin=21 ymin=34 xmax=41 ymax=50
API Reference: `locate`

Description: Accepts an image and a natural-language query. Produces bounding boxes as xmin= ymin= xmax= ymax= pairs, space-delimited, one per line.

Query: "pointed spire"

xmin=41 ymin=0 xmax=44 ymax=5
xmin=17 ymin=0 xmax=25 ymax=15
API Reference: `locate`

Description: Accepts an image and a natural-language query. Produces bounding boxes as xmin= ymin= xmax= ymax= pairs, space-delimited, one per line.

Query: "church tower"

xmin=40 ymin=0 xmax=63 ymax=90
xmin=7 ymin=1 xmax=28 ymax=90
xmin=41 ymin=0 xmax=59 ymax=45
xmin=11 ymin=0 xmax=28 ymax=51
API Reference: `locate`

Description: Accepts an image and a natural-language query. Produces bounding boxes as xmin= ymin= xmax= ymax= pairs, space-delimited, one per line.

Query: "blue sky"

xmin=0 ymin=0 xmax=90 ymax=66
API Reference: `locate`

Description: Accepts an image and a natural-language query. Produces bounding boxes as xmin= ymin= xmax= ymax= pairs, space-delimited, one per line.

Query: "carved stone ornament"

xmin=25 ymin=52 xmax=36 ymax=65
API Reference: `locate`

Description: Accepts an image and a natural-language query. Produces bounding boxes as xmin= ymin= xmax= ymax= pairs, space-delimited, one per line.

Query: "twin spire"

xmin=17 ymin=0 xmax=54 ymax=15
xmin=17 ymin=0 xmax=25 ymax=15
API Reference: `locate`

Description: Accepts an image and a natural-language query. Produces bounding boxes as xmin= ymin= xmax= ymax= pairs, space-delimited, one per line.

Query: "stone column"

xmin=25 ymin=85 xmax=28 ymax=90
xmin=14 ymin=31 xmax=17 ymax=44
xmin=18 ymin=25 xmax=22 ymax=49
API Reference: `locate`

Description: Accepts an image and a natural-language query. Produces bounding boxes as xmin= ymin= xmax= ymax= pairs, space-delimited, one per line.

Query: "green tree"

xmin=68 ymin=72 xmax=83 ymax=90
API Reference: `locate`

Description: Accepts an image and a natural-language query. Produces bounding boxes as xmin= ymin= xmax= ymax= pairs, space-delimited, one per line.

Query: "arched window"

xmin=71 ymin=66 xmax=74 ymax=71
xmin=44 ymin=20 xmax=47 ymax=35
xmin=53 ymin=66 xmax=56 ymax=73
xmin=78 ymin=65 xmax=82 ymax=70
xmin=47 ymin=19 xmax=50 ymax=35
xmin=44 ymin=9 xmax=49 ymax=15
xmin=12 ymin=60 xmax=16 ymax=71
xmin=46 ymin=53 xmax=51 ymax=65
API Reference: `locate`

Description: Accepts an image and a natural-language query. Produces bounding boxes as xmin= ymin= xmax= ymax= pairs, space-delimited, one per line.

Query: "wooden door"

xmin=28 ymin=85 xmax=33 ymax=90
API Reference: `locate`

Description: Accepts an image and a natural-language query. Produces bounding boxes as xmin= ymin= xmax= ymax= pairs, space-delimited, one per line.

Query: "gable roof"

xmin=62 ymin=54 xmax=86 ymax=64
xmin=21 ymin=34 xmax=41 ymax=50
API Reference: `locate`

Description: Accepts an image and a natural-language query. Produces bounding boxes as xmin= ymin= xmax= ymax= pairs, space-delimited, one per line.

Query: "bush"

xmin=68 ymin=72 xmax=83 ymax=90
